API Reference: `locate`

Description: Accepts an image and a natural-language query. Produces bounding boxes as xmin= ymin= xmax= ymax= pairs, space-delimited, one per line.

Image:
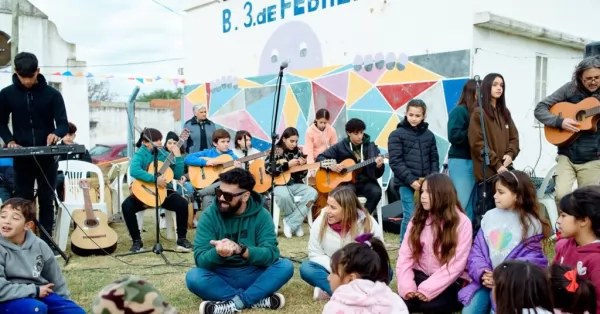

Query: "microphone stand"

xmin=269 ymin=65 xmax=286 ymax=218
xmin=115 ymin=130 xmax=178 ymax=264
xmin=475 ymin=76 xmax=491 ymax=230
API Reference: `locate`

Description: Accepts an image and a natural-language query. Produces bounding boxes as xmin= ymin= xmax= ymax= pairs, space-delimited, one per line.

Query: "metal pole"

xmin=127 ymin=86 xmax=140 ymax=158
xmin=10 ymin=0 xmax=19 ymax=65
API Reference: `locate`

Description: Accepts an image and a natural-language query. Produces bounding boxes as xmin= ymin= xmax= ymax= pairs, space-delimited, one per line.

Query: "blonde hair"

xmin=318 ymin=185 xmax=373 ymax=243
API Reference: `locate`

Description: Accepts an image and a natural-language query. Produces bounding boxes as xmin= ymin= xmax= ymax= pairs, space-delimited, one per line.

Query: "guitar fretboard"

xmin=585 ymin=106 xmax=600 ymax=117
xmin=158 ymin=136 xmax=187 ymax=174
xmin=346 ymin=153 xmax=389 ymax=172
xmin=222 ymin=150 xmax=270 ymax=167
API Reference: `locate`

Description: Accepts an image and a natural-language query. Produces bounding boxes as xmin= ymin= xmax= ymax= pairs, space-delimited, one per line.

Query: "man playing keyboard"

xmin=0 ymin=52 xmax=69 ymax=254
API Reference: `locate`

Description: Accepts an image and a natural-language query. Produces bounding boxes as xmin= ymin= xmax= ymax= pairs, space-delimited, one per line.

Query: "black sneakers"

xmin=129 ymin=240 xmax=143 ymax=252
xmin=176 ymin=238 xmax=193 ymax=251
xmin=199 ymin=300 xmax=239 ymax=314
xmin=251 ymin=293 xmax=285 ymax=310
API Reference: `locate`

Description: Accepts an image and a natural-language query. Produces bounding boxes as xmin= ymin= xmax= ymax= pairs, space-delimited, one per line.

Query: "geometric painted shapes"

xmin=183 ymin=98 xmax=194 ymax=121
xmin=442 ymin=78 xmax=469 ymax=113
xmin=238 ymin=78 xmax=262 ymax=88
xmin=252 ymin=136 xmax=271 ymax=151
xmin=184 ymin=83 xmax=201 ymax=94
xmin=291 ymin=65 xmax=344 ymax=79
xmin=246 ymin=74 xmax=278 ymax=85
xmin=244 ymin=86 xmax=277 ymax=107
xmin=210 ymin=110 xmax=270 ymax=142
xmin=186 ymin=84 xmax=208 ymax=105
xmin=246 ymin=88 xmax=287 ymax=137
xmin=355 ymin=68 xmax=385 ymax=84
xmin=324 ymin=64 xmax=354 ymax=76
xmin=209 ymin=88 xmax=241 ymax=116
xmin=265 ymin=73 xmax=309 ymax=85
xmin=331 ymin=106 xmax=348 ymax=142
xmin=409 ymin=49 xmax=471 ymax=78
xmin=313 ymin=71 xmax=349 ymax=101
xmin=290 ymin=81 xmax=312 ymax=120
xmin=312 ymin=82 xmax=345 ymax=122
xmin=417 ymin=81 xmax=448 ymax=139
xmin=375 ymin=114 xmax=401 ymax=149
xmin=434 ymin=133 xmax=450 ymax=169
xmin=351 ymin=88 xmax=393 ymax=112
xmin=377 ymin=81 xmax=437 ymax=111
xmin=347 ymin=110 xmax=391 ymax=143
xmin=212 ymin=87 xmax=246 ymax=117
xmin=295 ymin=114 xmax=309 ymax=146
xmin=377 ymin=62 xmax=443 ymax=85
xmin=283 ymin=86 xmax=301 ymax=128
xmin=347 ymin=72 xmax=373 ymax=107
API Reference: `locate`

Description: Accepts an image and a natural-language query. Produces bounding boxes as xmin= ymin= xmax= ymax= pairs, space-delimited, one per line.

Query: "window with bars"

xmin=534 ymin=55 xmax=548 ymax=125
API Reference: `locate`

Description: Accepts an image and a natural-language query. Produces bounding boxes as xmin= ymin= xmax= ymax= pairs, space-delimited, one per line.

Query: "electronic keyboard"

xmin=0 ymin=145 xmax=85 ymax=157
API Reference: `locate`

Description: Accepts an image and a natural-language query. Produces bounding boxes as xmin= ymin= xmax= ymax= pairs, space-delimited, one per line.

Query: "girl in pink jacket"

xmin=305 ymin=109 xmax=337 ymax=166
xmin=323 ymin=233 xmax=408 ymax=314
xmin=396 ymin=173 xmax=472 ymax=313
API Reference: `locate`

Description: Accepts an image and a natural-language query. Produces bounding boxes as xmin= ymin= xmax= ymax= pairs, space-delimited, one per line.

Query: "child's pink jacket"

xmin=322 ymin=279 xmax=409 ymax=314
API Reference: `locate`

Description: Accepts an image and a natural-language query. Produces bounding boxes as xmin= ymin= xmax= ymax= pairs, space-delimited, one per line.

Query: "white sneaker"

xmin=295 ymin=226 xmax=304 ymax=237
xmin=313 ymin=287 xmax=330 ymax=301
xmin=283 ymin=220 xmax=292 ymax=238
xmin=159 ymin=217 xmax=166 ymax=229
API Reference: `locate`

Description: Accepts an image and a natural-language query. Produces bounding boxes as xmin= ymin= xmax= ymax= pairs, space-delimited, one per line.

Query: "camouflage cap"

xmin=91 ymin=275 xmax=178 ymax=314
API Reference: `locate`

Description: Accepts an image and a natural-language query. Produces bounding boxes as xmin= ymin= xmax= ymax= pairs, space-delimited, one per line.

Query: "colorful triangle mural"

xmin=346 ymin=72 xmax=373 ymax=107
xmin=312 ymin=82 xmax=345 ymax=123
xmin=377 ymin=81 xmax=437 ymax=111
xmin=377 ymin=62 xmax=442 ymax=85
xmin=313 ymin=71 xmax=349 ymax=101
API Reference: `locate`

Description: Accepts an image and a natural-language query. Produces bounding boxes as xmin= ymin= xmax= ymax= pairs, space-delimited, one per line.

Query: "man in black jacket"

xmin=316 ymin=118 xmax=385 ymax=213
xmin=0 ymin=52 xmax=69 ymax=248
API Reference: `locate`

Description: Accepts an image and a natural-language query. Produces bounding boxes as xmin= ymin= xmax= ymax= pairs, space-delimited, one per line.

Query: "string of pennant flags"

xmin=0 ymin=69 xmax=187 ymax=86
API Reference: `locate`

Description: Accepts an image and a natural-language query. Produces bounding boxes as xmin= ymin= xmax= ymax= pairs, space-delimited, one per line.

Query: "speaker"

xmin=373 ymin=200 xmax=403 ymax=234
xmin=585 ymin=42 xmax=600 ymax=58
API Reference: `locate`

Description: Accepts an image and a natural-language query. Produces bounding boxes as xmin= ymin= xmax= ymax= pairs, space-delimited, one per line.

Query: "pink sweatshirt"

xmin=322 ymin=279 xmax=409 ymax=314
xmin=305 ymin=123 xmax=337 ymax=164
xmin=396 ymin=208 xmax=472 ymax=301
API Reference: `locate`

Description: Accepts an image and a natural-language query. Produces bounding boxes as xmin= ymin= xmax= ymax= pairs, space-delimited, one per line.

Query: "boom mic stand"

xmin=115 ymin=129 xmax=178 ymax=264
xmin=268 ymin=62 xmax=288 ymax=218
xmin=475 ymin=75 xmax=491 ymax=231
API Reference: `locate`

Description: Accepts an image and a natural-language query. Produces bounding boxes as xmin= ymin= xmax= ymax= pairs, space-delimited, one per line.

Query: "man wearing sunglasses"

xmin=186 ymin=168 xmax=293 ymax=314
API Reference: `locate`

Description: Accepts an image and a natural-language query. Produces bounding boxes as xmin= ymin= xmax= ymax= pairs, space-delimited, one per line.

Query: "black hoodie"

xmin=0 ymin=74 xmax=68 ymax=147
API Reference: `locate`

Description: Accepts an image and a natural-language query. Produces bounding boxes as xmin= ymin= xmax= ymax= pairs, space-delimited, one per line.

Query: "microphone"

xmin=474 ymin=75 xmax=481 ymax=82
xmin=280 ymin=61 xmax=289 ymax=70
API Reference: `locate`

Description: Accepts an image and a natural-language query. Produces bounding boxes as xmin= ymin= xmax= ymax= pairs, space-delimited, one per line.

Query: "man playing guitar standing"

xmin=534 ymin=56 xmax=600 ymax=200
xmin=0 ymin=52 xmax=69 ymax=253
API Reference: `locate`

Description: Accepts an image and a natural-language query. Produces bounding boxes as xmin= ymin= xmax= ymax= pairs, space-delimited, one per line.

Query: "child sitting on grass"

xmin=0 ymin=198 xmax=85 ymax=313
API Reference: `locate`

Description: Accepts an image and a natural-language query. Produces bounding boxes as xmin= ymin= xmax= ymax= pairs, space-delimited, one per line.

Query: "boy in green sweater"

xmin=122 ymin=128 xmax=192 ymax=253
xmin=186 ymin=168 xmax=294 ymax=314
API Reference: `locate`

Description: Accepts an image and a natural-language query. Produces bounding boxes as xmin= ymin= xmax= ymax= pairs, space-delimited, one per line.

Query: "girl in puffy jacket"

xmin=396 ymin=173 xmax=472 ymax=313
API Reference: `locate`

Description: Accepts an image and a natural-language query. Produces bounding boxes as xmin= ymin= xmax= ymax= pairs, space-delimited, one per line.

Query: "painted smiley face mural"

xmin=258 ymin=21 xmax=324 ymax=75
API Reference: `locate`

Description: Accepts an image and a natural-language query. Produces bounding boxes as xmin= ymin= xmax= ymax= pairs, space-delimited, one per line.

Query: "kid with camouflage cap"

xmin=92 ymin=276 xmax=177 ymax=314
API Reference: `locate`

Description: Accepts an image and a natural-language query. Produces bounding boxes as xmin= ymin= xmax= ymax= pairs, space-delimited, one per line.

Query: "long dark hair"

xmin=481 ymin=73 xmax=511 ymax=122
xmin=330 ymin=233 xmax=390 ymax=284
xmin=408 ymin=173 xmax=464 ymax=265
xmin=234 ymin=130 xmax=252 ymax=150
xmin=314 ymin=108 xmax=330 ymax=125
xmin=550 ymin=264 xmax=597 ymax=314
xmin=495 ymin=170 xmax=552 ymax=240
xmin=135 ymin=128 xmax=162 ymax=148
xmin=276 ymin=127 xmax=299 ymax=149
xmin=457 ymin=79 xmax=477 ymax=113
xmin=559 ymin=185 xmax=600 ymax=238
xmin=493 ymin=260 xmax=553 ymax=314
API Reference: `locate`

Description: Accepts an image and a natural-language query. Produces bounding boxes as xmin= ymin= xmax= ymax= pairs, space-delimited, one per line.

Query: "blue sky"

xmin=29 ymin=0 xmax=192 ymax=100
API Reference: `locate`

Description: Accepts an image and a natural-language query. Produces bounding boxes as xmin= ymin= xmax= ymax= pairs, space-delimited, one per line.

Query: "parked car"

xmin=90 ymin=143 xmax=127 ymax=164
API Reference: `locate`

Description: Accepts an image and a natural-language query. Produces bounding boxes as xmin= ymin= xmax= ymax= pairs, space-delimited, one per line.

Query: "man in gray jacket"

xmin=534 ymin=56 xmax=600 ymax=200
xmin=183 ymin=104 xmax=217 ymax=154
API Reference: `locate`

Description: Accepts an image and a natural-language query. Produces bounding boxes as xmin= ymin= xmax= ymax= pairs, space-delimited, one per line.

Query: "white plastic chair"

xmin=55 ymin=160 xmax=108 ymax=252
xmin=537 ymin=165 xmax=559 ymax=230
xmin=135 ymin=179 xmax=178 ymax=240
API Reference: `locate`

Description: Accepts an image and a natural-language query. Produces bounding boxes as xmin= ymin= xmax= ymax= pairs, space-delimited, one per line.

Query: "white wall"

xmin=0 ymin=3 xmax=89 ymax=147
xmin=183 ymin=0 xmax=474 ymax=82
xmin=472 ymin=28 xmax=583 ymax=175
xmin=89 ymin=105 xmax=176 ymax=147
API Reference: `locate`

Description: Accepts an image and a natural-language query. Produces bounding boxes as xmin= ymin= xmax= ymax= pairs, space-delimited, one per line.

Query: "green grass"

xmin=62 ymin=211 xmax=401 ymax=314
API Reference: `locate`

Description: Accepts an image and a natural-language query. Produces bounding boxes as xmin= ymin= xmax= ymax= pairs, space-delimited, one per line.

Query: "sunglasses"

xmin=216 ymin=187 xmax=247 ymax=202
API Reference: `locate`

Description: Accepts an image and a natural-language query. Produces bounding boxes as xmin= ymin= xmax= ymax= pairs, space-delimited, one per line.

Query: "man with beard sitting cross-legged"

xmin=186 ymin=168 xmax=294 ymax=314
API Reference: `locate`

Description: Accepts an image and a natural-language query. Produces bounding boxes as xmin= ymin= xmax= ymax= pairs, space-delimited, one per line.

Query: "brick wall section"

xmin=150 ymin=99 xmax=181 ymax=121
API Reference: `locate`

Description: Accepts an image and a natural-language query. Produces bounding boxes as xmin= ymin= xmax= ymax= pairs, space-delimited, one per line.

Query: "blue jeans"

xmin=448 ymin=158 xmax=476 ymax=220
xmin=0 ymin=293 xmax=85 ymax=314
xmin=185 ymin=258 xmax=294 ymax=308
xmin=399 ymin=185 xmax=415 ymax=244
xmin=299 ymin=261 xmax=394 ymax=296
xmin=462 ymin=287 xmax=491 ymax=314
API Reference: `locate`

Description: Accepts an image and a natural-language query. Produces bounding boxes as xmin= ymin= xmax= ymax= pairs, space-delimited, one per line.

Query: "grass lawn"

xmin=61 ymin=210 xmax=401 ymax=314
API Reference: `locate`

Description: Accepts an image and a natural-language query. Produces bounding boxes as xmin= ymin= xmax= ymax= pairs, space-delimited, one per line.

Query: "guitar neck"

xmin=288 ymin=162 xmax=321 ymax=173
xmin=346 ymin=153 xmax=389 ymax=172
xmin=585 ymin=105 xmax=600 ymax=117
xmin=222 ymin=150 xmax=269 ymax=167
xmin=82 ymin=190 xmax=95 ymax=221
xmin=157 ymin=137 xmax=186 ymax=173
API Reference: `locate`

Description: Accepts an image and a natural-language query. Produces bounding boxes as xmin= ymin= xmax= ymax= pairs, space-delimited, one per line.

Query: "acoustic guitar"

xmin=130 ymin=129 xmax=190 ymax=207
xmin=188 ymin=149 xmax=273 ymax=189
xmin=250 ymin=159 xmax=337 ymax=193
xmin=70 ymin=179 xmax=119 ymax=256
xmin=544 ymin=97 xmax=600 ymax=146
xmin=315 ymin=153 xmax=389 ymax=193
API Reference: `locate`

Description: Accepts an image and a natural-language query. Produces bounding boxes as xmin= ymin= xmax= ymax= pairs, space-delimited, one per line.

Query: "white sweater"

xmin=308 ymin=210 xmax=383 ymax=272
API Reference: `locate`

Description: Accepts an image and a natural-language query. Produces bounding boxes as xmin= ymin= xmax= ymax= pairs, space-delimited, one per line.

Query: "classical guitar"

xmin=70 ymin=179 xmax=119 ymax=256
xmin=130 ymin=129 xmax=190 ymax=207
xmin=188 ymin=149 xmax=274 ymax=189
xmin=250 ymin=159 xmax=337 ymax=193
xmin=544 ymin=97 xmax=600 ymax=146
xmin=315 ymin=153 xmax=389 ymax=193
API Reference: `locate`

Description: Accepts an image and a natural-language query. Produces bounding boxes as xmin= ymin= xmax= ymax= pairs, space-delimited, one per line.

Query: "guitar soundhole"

xmin=84 ymin=218 xmax=99 ymax=228
xmin=576 ymin=110 xmax=586 ymax=121
xmin=340 ymin=168 xmax=348 ymax=175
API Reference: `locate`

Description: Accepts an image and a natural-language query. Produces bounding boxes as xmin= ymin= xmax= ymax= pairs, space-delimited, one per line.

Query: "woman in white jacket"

xmin=299 ymin=185 xmax=385 ymax=301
